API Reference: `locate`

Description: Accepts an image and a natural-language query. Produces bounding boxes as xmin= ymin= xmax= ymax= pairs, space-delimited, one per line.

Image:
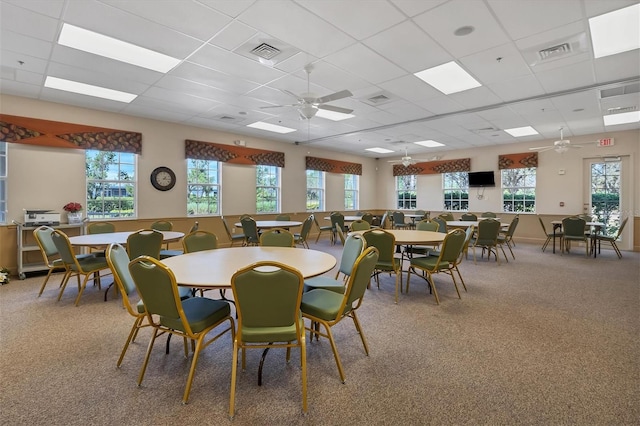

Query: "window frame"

xmin=501 ymin=167 xmax=536 ymax=213
xmin=256 ymin=165 xmax=280 ymax=213
xmin=187 ymin=159 xmax=221 ymax=216
xmin=306 ymin=169 xmax=325 ymax=211
xmin=396 ymin=175 xmax=417 ymax=209
xmin=344 ymin=174 xmax=359 ymax=211
xmin=85 ymin=149 xmax=137 ymax=219
xmin=443 ymin=172 xmax=469 ymax=211
xmin=0 ymin=142 xmax=6 ymax=224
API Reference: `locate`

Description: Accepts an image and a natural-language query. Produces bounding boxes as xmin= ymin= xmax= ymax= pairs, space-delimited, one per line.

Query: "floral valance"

xmin=498 ymin=152 xmax=538 ymax=169
xmin=393 ymin=158 xmax=471 ymax=176
xmin=306 ymin=156 xmax=362 ymax=175
xmin=0 ymin=114 xmax=141 ymax=154
xmin=185 ymin=139 xmax=284 ymax=167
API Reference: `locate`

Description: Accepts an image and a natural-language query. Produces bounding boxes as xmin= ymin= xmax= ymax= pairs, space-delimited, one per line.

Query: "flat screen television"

xmin=468 ymin=171 xmax=495 ymax=187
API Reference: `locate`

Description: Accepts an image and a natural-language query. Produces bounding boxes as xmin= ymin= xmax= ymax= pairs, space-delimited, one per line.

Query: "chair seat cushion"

xmin=161 ymin=297 xmax=230 ymax=333
xmin=303 ymin=276 xmax=346 ymax=294
xmin=75 ymin=257 xmax=109 ymax=272
xmin=301 ymin=289 xmax=345 ymax=321
xmin=160 ymin=249 xmax=183 ymax=259
xmin=410 ymin=256 xmax=450 ymax=271
xmin=240 ymin=316 xmax=303 ymax=343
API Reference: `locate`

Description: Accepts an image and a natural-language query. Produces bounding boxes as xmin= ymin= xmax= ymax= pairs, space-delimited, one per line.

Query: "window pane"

xmin=443 ymin=172 xmax=468 ymax=211
xmin=344 ymin=174 xmax=358 ymax=210
xmin=257 ymin=165 xmax=280 ymax=213
xmin=187 ymin=159 xmax=220 ymax=215
xmin=501 ymin=168 xmax=536 ymax=213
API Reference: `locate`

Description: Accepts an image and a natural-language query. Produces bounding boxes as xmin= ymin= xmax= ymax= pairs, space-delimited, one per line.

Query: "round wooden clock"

xmin=150 ymin=166 xmax=176 ymax=191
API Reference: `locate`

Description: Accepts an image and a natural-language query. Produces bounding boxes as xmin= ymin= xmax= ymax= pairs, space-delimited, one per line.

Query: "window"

xmin=0 ymin=142 xmax=6 ymax=223
xmin=590 ymin=161 xmax=620 ymax=234
xmin=396 ymin=175 xmax=417 ymax=209
xmin=187 ymin=159 xmax=220 ymax=215
xmin=344 ymin=174 xmax=359 ymax=210
xmin=256 ymin=165 xmax=280 ymax=213
xmin=501 ymin=168 xmax=536 ymax=213
xmin=306 ymin=170 xmax=324 ymax=211
xmin=86 ymin=150 xmax=136 ymax=219
xmin=443 ymin=172 xmax=468 ymax=211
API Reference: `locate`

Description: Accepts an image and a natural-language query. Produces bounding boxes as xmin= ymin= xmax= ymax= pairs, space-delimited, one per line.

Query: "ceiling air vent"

xmin=361 ymin=91 xmax=395 ymax=106
xmin=250 ymin=43 xmax=281 ymax=60
xmin=600 ymin=82 xmax=640 ymax=99
xmin=368 ymin=94 xmax=390 ymax=103
xmin=607 ymin=106 xmax=638 ymax=114
xmin=538 ymin=43 xmax=572 ymax=61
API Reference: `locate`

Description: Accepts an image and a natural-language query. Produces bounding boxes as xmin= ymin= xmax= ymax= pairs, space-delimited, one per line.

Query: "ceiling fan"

xmin=261 ymin=64 xmax=353 ymax=120
xmin=388 ymin=147 xmax=440 ymax=167
xmin=529 ymin=127 xmax=589 ymax=153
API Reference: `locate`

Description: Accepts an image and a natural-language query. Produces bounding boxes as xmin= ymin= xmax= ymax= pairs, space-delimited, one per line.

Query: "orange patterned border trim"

xmin=393 ymin=158 xmax=471 ymax=176
xmin=0 ymin=114 xmax=141 ymax=153
xmin=498 ymin=152 xmax=538 ymax=169
xmin=305 ymin=156 xmax=362 ymax=175
xmin=185 ymin=139 xmax=285 ymax=167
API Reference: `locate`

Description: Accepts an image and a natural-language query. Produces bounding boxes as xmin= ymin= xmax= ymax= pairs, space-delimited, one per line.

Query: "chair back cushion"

xmin=440 ymin=229 xmax=466 ymax=263
xmin=350 ymin=220 xmax=371 ymax=231
xmin=330 ymin=212 xmax=345 ymax=230
xmin=432 ymin=217 xmax=447 ymax=233
xmin=51 ymin=230 xmax=78 ymax=266
xmin=361 ymin=213 xmax=374 ymax=224
xmin=260 ymin=229 xmax=295 ymax=247
xmin=129 ymin=257 xmax=181 ymax=320
xmin=240 ymin=217 xmax=260 ymax=243
xmin=88 ymin=222 xmax=115 ymax=234
xmin=476 ymin=219 xmax=500 ymax=245
xmin=151 ymin=221 xmax=173 ymax=231
xmin=461 ymin=213 xmax=477 ymax=221
xmin=275 ymin=214 xmax=290 ymax=221
xmin=339 ymin=234 xmax=366 ymax=276
xmin=232 ymin=262 xmax=303 ymax=342
xmin=416 ymin=220 xmax=438 ymax=232
xmin=392 ymin=211 xmax=405 ymax=224
xmin=362 ymin=229 xmax=395 ymax=263
xmin=127 ymin=229 xmax=163 ymax=259
xmin=439 ymin=213 xmax=454 ymax=221
xmin=34 ymin=226 xmax=58 ymax=258
xmin=106 ymin=243 xmax=136 ymax=296
xmin=344 ymin=247 xmax=379 ymax=309
xmin=183 ymin=231 xmax=218 ymax=253
xmin=299 ymin=215 xmax=314 ymax=239
xmin=562 ymin=216 xmax=586 ymax=238
xmin=481 ymin=212 xmax=497 ymax=218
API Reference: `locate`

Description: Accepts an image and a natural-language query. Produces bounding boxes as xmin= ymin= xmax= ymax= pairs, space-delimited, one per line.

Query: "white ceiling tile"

xmin=415 ymin=95 xmax=465 ymax=115
xmin=0 ymin=49 xmax=48 ymax=74
xmin=0 ymin=79 xmax=41 ymax=98
xmin=47 ymin=61 xmax=150 ymax=94
xmin=0 ymin=2 xmax=59 ymax=42
xmin=139 ymin=86 xmax=222 ymax=112
xmin=170 ymin=62 xmax=260 ymax=95
xmin=413 ymin=0 xmax=510 ymax=58
xmin=0 ymin=30 xmax=53 ymax=60
xmin=593 ymin=50 xmax=640 ymax=83
xmin=487 ymin=0 xmax=583 ymax=40
xmin=584 ymin=0 xmax=639 ymax=17
xmin=488 ymin=74 xmax=546 ymax=102
xmin=363 ymin=21 xmax=453 ymax=72
xmin=459 ymin=42 xmax=532 ymax=85
xmin=378 ymin=74 xmax=442 ymax=102
xmin=448 ymin=86 xmax=503 ymax=109
xmin=208 ymin=20 xmax=258 ymax=51
xmin=324 ymin=43 xmax=406 ymax=84
xmin=124 ymin=103 xmax=194 ymax=122
xmin=237 ymin=0 xmax=355 ymax=58
xmin=389 ymin=0 xmax=449 ymax=17
xmin=100 ymin=0 xmax=232 ymax=42
xmin=198 ymin=0 xmax=257 ymax=18
xmin=296 ymin=0 xmax=405 ymax=40
xmin=2 ymin=0 xmax=64 ymax=18
xmin=534 ymin=60 xmax=596 ymax=93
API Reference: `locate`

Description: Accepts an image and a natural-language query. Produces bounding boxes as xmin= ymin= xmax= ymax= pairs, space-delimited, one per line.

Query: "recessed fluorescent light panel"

xmin=44 ymin=76 xmax=137 ymax=103
xmin=414 ymin=140 xmax=445 ymax=147
xmin=58 ymin=23 xmax=181 ymax=73
xmin=315 ymin=109 xmax=354 ymax=121
xmin=247 ymin=121 xmax=296 ymax=134
xmin=366 ymin=147 xmax=394 ymax=154
xmin=414 ymin=61 xmax=481 ymax=94
xmin=589 ymin=3 xmax=640 ymax=58
xmin=603 ymin=111 xmax=640 ymax=126
xmin=504 ymin=126 xmax=539 ymax=137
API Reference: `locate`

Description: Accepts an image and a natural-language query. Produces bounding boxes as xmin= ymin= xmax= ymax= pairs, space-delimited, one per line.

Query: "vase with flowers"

xmin=63 ymin=202 xmax=83 ymax=224
xmin=0 ymin=267 xmax=10 ymax=285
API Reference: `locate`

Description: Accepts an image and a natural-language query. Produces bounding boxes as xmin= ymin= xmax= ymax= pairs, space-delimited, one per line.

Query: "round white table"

xmin=69 ymin=231 xmax=184 ymax=247
xmin=234 ymin=220 xmax=302 ymax=229
xmin=161 ymin=246 xmax=337 ymax=289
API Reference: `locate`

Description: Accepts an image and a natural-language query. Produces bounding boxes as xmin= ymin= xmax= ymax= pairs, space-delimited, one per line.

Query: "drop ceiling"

xmin=1 ymin=0 xmax=638 ymax=160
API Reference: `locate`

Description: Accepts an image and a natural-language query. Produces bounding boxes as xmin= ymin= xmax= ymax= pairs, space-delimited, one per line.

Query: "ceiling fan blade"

xmin=317 ymin=104 xmax=353 ymax=114
xmin=260 ymin=104 xmax=298 ymax=109
xmin=529 ymin=145 xmax=553 ymax=151
xmin=316 ymin=89 xmax=352 ymax=104
xmin=280 ymin=89 xmax=302 ymax=101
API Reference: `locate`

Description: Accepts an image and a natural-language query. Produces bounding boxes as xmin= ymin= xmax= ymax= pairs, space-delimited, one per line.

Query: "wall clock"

xmin=150 ymin=166 xmax=176 ymax=191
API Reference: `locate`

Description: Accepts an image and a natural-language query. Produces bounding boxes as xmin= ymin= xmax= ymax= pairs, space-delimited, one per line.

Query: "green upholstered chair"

xmin=275 ymin=214 xmax=290 ymax=221
xmin=50 ymin=229 xmax=110 ymax=306
xmin=470 ymin=219 xmax=505 ymax=264
xmin=361 ymin=212 xmax=374 ymax=225
xmin=439 ymin=212 xmax=455 ymax=221
xmin=87 ymin=221 xmax=115 ymax=234
xmin=304 ymin=233 xmax=366 ymax=294
xmin=432 ymin=217 xmax=447 ymax=233
xmin=229 ymin=261 xmax=307 ymax=417
xmin=150 ymin=220 xmax=173 ymax=231
xmin=33 ymin=226 xmax=93 ymax=297
xmin=460 ymin=213 xmax=477 ymax=221
xmin=300 ymin=247 xmax=379 ymax=383
xmin=362 ymin=229 xmax=402 ymax=303
xmin=538 ymin=216 xmax=559 ymax=252
xmin=294 ymin=215 xmax=314 ymax=249
xmin=259 ymin=228 xmax=295 ymax=247
xmin=562 ymin=216 xmax=590 ymax=256
xmin=498 ymin=215 xmax=519 ymax=260
xmin=240 ymin=216 xmax=260 ymax=246
xmin=595 ymin=217 xmax=627 ymax=259
xmin=403 ymin=219 xmax=440 ymax=260
xmin=182 ymin=230 xmax=218 ymax=253
xmin=392 ymin=211 xmax=409 ymax=229
xmin=375 ymin=211 xmax=389 ymax=229
xmin=314 ymin=215 xmax=334 ymax=243
xmin=222 ymin=216 xmax=245 ymax=247
xmin=481 ymin=212 xmax=497 ymax=218
xmin=406 ymin=228 xmax=466 ymax=305
xmin=128 ymin=256 xmax=234 ymax=405
xmin=349 ymin=219 xmax=371 ymax=231
xmin=106 ymin=243 xmax=193 ymax=367
xmin=127 ymin=229 xmax=163 ymax=260
xmin=334 ymin=224 xmax=346 ymax=246
xmin=330 ymin=212 xmax=345 ymax=245
xmin=416 ymin=219 xmax=439 ymax=232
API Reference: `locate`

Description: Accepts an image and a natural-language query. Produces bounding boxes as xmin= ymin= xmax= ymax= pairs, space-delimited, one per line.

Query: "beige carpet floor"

xmin=1 ymin=238 xmax=638 ymax=425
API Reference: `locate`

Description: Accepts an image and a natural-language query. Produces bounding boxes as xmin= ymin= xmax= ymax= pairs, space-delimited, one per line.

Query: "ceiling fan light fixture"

xmin=402 ymin=159 xmax=411 ymax=167
xmin=299 ymin=105 xmax=317 ymax=119
xmin=555 ymin=145 xmax=569 ymax=154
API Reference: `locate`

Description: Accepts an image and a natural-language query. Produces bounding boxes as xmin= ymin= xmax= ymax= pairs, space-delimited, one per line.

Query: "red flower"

xmin=63 ymin=202 xmax=83 ymax=213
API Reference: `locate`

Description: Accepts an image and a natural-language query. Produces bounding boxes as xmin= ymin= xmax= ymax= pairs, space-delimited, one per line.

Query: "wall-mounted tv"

xmin=468 ymin=171 xmax=495 ymax=187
